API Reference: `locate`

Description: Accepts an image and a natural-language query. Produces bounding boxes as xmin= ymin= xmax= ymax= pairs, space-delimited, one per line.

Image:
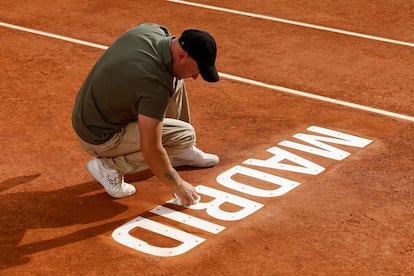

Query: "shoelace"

xmin=191 ymin=146 xmax=205 ymax=158
xmin=105 ymin=175 xmax=119 ymax=186
xmin=104 ymin=168 xmax=122 ymax=187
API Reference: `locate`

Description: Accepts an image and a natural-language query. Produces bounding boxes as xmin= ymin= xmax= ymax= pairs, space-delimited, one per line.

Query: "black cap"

xmin=178 ymin=29 xmax=219 ymax=82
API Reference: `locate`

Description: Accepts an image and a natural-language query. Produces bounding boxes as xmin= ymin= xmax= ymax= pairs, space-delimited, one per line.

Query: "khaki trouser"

xmin=78 ymin=79 xmax=195 ymax=174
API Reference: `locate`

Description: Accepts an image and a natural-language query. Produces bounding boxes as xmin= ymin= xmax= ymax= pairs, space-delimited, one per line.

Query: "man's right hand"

xmin=174 ymin=179 xmax=199 ymax=206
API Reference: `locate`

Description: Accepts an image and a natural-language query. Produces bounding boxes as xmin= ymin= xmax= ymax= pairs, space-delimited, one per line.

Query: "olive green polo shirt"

xmin=72 ymin=23 xmax=174 ymax=144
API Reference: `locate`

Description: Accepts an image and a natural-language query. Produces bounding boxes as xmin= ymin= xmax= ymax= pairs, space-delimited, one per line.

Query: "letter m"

xmin=278 ymin=126 xmax=373 ymax=160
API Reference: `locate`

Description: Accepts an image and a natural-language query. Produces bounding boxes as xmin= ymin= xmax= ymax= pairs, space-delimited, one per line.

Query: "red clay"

xmin=1 ymin=1 xmax=413 ymax=275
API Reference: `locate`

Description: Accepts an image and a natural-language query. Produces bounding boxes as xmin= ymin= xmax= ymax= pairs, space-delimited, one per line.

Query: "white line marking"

xmin=1 ymin=21 xmax=413 ymax=122
xmin=166 ymin=0 xmax=414 ymax=48
xmin=219 ymin=73 xmax=414 ymax=122
xmin=0 ymin=22 xmax=108 ymax=49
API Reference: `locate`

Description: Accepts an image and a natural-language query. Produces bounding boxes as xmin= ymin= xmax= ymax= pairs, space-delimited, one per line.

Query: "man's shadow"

xmin=0 ymin=174 xmax=133 ymax=269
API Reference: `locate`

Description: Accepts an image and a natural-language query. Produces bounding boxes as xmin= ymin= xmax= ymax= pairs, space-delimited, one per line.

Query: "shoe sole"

xmin=172 ymin=160 xmax=218 ymax=168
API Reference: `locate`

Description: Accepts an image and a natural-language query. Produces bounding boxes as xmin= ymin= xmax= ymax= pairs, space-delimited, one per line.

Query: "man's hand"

xmin=173 ymin=179 xmax=199 ymax=206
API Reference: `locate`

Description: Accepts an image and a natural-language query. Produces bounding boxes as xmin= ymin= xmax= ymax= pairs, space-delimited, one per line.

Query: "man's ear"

xmin=177 ymin=50 xmax=190 ymax=64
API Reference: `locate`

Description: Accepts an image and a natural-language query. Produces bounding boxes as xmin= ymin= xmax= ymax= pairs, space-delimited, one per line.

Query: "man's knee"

xmin=162 ymin=119 xmax=196 ymax=148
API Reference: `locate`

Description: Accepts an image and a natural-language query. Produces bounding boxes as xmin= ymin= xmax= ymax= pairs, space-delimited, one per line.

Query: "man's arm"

xmin=138 ymin=114 xmax=198 ymax=205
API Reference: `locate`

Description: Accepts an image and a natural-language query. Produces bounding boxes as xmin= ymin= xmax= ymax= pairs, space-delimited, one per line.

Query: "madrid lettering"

xmin=112 ymin=126 xmax=373 ymax=256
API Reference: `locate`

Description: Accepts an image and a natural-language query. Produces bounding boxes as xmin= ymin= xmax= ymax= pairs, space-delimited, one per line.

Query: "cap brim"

xmin=200 ymin=64 xmax=219 ymax=82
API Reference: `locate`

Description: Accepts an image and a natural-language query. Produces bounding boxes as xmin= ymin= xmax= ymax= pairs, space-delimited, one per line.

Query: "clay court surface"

xmin=1 ymin=1 xmax=414 ymax=275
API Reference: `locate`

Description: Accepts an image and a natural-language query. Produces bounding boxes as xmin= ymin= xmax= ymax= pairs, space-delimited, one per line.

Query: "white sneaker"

xmin=86 ymin=159 xmax=136 ymax=198
xmin=170 ymin=146 xmax=219 ymax=168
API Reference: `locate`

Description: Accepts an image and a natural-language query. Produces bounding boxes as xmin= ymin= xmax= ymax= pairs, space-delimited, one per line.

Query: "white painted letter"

xmin=180 ymin=185 xmax=263 ymax=221
xmin=150 ymin=205 xmax=225 ymax=234
xmin=217 ymin=165 xmax=301 ymax=197
xmin=278 ymin=126 xmax=373 ymax=160
xmin=112 ymin=216 xmax=205 ymax=257
xmin=307 ymin=126 xmax=373 ymax=147
xmin=243 ymin=146 xmax=325 ymax=175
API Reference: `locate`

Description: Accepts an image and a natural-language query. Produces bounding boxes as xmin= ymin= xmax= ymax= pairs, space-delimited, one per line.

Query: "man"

xmin=72 ymin=23 xmax=220 ymax=206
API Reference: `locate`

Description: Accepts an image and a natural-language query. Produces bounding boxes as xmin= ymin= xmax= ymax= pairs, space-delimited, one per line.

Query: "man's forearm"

xmin=142 ymin=144 xmax=198 ymax=205
xmin=137 ymin=114 xmax=198 ymax=205
xmin=143 ymin=146 xmax=182 ymax=190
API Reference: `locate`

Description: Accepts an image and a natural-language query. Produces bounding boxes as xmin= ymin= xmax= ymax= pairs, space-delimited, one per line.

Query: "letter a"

xmin=243 ymin=146 xmax=325 ymax=175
